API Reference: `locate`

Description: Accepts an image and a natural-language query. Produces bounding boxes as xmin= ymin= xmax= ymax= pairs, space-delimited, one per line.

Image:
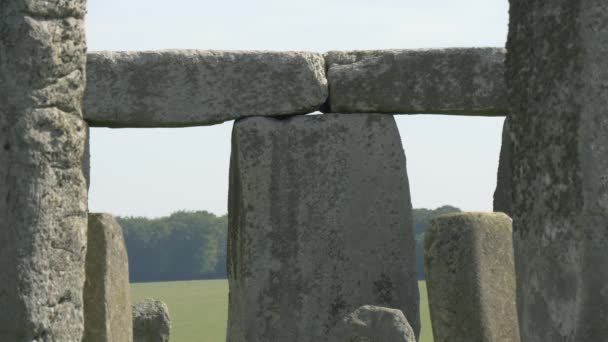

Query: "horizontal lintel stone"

xmin=84 ymin=50 xmax=328 ymax=128
xmin=325 ymin=47 xmax=508 ymax=115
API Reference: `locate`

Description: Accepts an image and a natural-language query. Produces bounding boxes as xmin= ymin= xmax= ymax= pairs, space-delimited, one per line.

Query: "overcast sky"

xmin=86 ymin=0 xmax=509 ymax=218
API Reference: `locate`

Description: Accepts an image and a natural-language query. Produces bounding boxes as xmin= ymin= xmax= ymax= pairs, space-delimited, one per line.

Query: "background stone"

xmin=0 ymin=0 xmax=88 ymax=340
xmin=227 ymin=113 xmax=419 ymax=341
xmin=84 ymin=50 xmax=328 ymax=127
xmin=325 ymin=48 xmax=507 ymax=115
xmin=83 ymin=213 xmax=132 ymax=342
xmin=330 ymin=305 xmax=416 ymax=342
xmin=133 ymin=299 xmax=171 ymax=342
xmin=424 ymin=212 xmax=519 ymax=342
xmin=493 ymin=116 xmax=512 ymax=216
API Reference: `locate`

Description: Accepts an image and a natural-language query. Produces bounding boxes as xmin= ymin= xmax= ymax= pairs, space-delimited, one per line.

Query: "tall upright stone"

xmin=227 ymin=114 xmax=419 ymax=342
xmin=424 ymin=212 xmax=520 ymax=342
xmin=83 ymin=213 xmax=132 ymax=342
xmin=508 ymin=1 xmax=608 ymax=341
xmin=493 ymin=116 xmax=512 ymax=216
xmin=0 ymin=0 xmax=88 ymax=340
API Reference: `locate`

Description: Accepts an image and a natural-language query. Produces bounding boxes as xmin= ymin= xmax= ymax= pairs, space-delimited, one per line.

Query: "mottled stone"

xmin=507 ymin=1 xmax=608 ymax=341
xmin=424 ymin=212 xmax=519 ymax=342
xmin=83 ymin=214 xmax=132 ymax=342
xmin=0 ymin=0 xmax=88 ymax=340
xmin=325 ymin=48 xmax=507 ymax=115
xmin=493 ymin=116 xmax=512 ymax=216
xmin=84 ymin=50 xmax=328 ymax=127
xmin=227 ymin=114 xmax=419 ymax=342
xmin=330 ymin=305 xmax=416 ymax=342
xmin=132 ymin=300 xmax=171 ymax=342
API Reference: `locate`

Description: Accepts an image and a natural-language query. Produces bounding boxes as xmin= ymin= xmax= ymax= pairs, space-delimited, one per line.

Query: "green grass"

xmin=132 ymin=279 xmax=433 ymax=342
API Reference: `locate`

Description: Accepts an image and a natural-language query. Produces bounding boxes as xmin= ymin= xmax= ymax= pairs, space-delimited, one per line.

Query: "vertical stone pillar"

xmin=493 ymin=116 xmax=512 ymax=216
xmin=227 ymin=114 xmax=419 ymax=342
xmin=424 ymin=212 xmax=520 ymax=342
xmin=83 ymin=214 xmax=133 ymax=342
xmin=0 ymin=0 xmax=88 ymax=340
xmin=508 ymin=1 xmax=608 ymax=341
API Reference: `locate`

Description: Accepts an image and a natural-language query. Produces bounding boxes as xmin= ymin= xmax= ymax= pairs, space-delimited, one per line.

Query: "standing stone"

xmin=508 ymin=1 xmax=608 ymax=341
xmin=329 ymin=305 xmax=416 ymax=342
xmin=132 ymin=299 xmax=171 ymax=342
xmin=424 ymin=212 xmax=520 ymax=342
xmin=227 ymin=114 xmax=419 ymax=342
xmin=83 ymin=213 xmax=132 ymax=342
xmin=0 ymin=0 xmax=88 ymax=340
xmin=493 ymin=116 xmax=512 ymax=216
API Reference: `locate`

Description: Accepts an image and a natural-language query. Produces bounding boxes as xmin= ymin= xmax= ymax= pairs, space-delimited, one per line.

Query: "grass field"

xmin=132 ymin=279 xmax=433 ymax=342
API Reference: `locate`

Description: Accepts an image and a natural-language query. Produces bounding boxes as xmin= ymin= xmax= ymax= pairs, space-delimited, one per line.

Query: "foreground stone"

xmin=0 ymin=0 xmax=88 ymax=340
xmin=508 ymin=1 xmax=608 ymax=341
xmin=84 ymin=50 xmax=328 ymax=127
xmin=133 ymin=300 xmax=171 ymax=342
xmin=424 ymin=212 xmax=519 ymax=342
xmin=83 ymin=214 xmax=132 ymax=342
xmin=325 ymin=48 xmax=507 ymax=115
xmin=330 ymin=305 xmax=416 ymax=342
xmin=493 ymin=117 xmax=512 ymax=216
xmin=227 ymin=114 xmax=419 ymax=341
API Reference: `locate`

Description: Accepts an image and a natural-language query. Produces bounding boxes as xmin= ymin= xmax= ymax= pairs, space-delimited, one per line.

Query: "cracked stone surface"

xmin=83 ymin=214 xmax=132 ymax=342
xmin=84 ymin=50 xmax=328 ymax=127
xmin=424 ymin=212 xmax=520 ymax=342
xmin=227 ymin=114 xmax=419 ymax=342
xmin=508 ymin=1 xmax=608 ymax=341
xmin=325 ymin=48 xmax=508 ymax=115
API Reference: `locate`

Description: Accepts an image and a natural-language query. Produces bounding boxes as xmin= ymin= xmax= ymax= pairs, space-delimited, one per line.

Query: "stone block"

xmin=507 ymin=1 xmax=608 ymax=340
xmin=227 ymin=113 xmax=419 ymax=341
xmin=84 ymin=50 xmax=328 ymax=127
xmin=330 ymin=305 xmax=416 ymax=342
xmin=133 ymin=299 xmax=171 ymax=342
xmin=325 ymin=48 xmax=507 ymax=115
xmin=493 ymin=116 xmax=512 ymax=216
xmin=83 ymin=213 xmax=133 ymax=342
xmin=424 ymin=212 xmax=519 ymax=342
xmin=0 ymin=0 xmax=88 ymax=340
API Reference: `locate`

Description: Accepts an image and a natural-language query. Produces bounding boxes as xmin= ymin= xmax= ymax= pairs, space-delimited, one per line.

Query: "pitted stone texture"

xmin=84 ymin=50 xmax=328 ymax=127
xmin=83 ymin=214 xmax=132 ymax=342
xmin=132 ymin=300 xmax=171 ymax=342
xmin=325 ymin=48 xmax=507 ymax=115
xmin=227 ymin=114 xmax=419 ymax=342
xmin=493 ymin=117 xmax=512 ymax=216
xmin=0 ymin=0 xmax=88 ymax=340
xmin=330 ymin=305 xmax=416 ymax=342
xmin=424 ymin=212 xmax=519 ymax=342
xmin=508 ymin=1 xmax=608 ymax=341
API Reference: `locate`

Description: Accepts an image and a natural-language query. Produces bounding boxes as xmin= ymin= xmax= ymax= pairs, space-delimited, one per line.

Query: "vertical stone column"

xmin=508 ymin=1 xmax=608 ymax=341
xmin=0 ymin=0 xmax=88 ymax=340
xmin=424 ymin=212 xmax=519 ymax=342
xmin=227 ymin=114 xmax=419 ymax=342
xmin=493 ymin=116 xmax=512 ymax=216
xmin=83 ymin=214 xmax=133 ymax=342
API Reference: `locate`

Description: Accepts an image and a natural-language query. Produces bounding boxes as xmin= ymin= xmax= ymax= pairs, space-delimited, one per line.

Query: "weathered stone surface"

xmin=84 ymin=50 xmax=328 ymax=127
xmin=83 ymin=213 xmax=132 ymax=342
xmin=132 ymin=300 xmax=171 ymax=342
xmin=493 ymin=116 xmax=512 ymax=216
xmin=424 ymin=212 xmax=519 ymax=342
xmin=0 ymin=0 xmax=88 ymax=340
xmin=507 ymin=1 xmax=608 ymax=341
xmin=329 ymin=305 xmax=416 ymax=342
xmin=227 ymin=114 xmax=419 ymax=342
xmin=325 ymin=48 xmax=507 ymax=115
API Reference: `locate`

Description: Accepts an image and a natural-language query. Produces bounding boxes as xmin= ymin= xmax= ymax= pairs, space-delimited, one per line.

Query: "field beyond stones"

xmin=132 ymin=279 xmax=434 ymax=342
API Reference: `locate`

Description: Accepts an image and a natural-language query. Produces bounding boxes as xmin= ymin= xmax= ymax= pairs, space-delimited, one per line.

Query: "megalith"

xmin=132 ymin=299 xmax=172 ymax=342
xmin=329 ymin=305 xmax=416 ymax=342
xmin=227 ymin=114 xmax=419 ymax=342
xmin=507 ymin=1 xmax=608 ymax=341
xmin=424 ymin=212 xmax=519 ymax=342
xmin=0 ymin=0 xmax=89 ymax=340
xmin=493 ymin=116 xmax=512 ymax=216
xmin=83 ymin=213 xmax=133 ymax=342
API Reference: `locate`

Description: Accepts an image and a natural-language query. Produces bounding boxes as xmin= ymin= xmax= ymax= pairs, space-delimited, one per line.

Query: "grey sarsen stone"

xmin=132 ymin=299 xmax=171 ymax=342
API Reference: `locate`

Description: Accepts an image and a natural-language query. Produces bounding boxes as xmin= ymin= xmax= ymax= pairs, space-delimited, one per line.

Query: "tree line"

xmin=119 ymin=205 xmax=460 ymax=283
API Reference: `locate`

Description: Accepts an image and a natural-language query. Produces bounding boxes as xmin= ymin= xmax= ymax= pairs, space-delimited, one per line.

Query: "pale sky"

xmin=86 ymin=0 xmax=509 ymax=218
